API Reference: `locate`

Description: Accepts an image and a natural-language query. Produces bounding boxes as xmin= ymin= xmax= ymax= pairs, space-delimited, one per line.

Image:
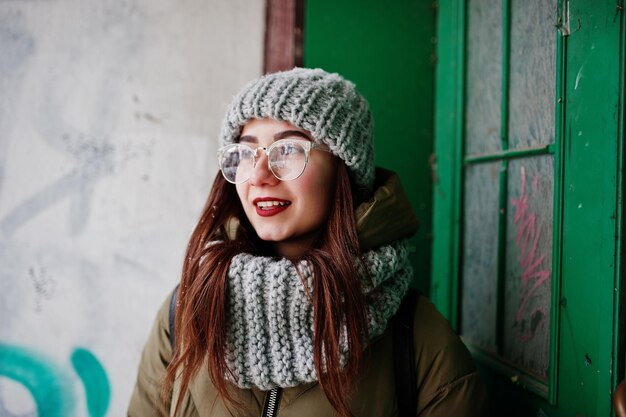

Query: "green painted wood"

xmin=614 ymin=0 xmax=626 ymax=401
xmin=464 ymin=144 xmax=554 ymax=164
xmin=548 ymin=1 xmax=566 ymax=404
xmin=431 ymin=0 xmax=465 ymax=323
xmin=303 ymin=0 xmax=436 ymax=294
xmin=433 ymin=0 xmax=623 ymax=415
xmin=555 ymin=1 xmax=622 ymax=414
xmin=498 ymin=0 xmax=511 ymax=354
xmin=501 ymin=0 xmax=511 ymax=152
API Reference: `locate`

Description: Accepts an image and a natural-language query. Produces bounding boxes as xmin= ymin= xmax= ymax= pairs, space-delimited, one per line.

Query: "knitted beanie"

xmin=219 ymin=67 xmax=375 ymax=198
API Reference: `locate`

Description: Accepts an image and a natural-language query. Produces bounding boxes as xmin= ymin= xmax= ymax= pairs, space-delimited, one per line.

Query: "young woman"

xmin=128 ymin=68 xmax=489 ymax=417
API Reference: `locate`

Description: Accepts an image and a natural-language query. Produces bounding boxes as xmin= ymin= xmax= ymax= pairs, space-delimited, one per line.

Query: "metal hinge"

xmin=557 ymin=0 xmax=570 ymax=36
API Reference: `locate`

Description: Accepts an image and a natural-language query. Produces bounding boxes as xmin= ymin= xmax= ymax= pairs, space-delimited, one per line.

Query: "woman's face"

xmin=235 ymin=118 xmax=337 ymax=257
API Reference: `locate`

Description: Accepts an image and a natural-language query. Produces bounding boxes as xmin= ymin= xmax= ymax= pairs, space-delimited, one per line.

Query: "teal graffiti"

xmin=0 ymin=343 xmax=74 ymax=417
xmin=0 ymin=343 xmax=110 ymax=417
xmin=71 ymin=348 xmax=110 ymax=417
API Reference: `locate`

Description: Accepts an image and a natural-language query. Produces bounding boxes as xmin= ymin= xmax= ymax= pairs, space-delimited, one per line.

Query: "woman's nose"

xmin=248 ymin=151 xmax=279 ymax=186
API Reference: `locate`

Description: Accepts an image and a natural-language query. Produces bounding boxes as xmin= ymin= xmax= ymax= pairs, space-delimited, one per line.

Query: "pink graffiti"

xmin=510 ymin=166 xmax=551 ymax=342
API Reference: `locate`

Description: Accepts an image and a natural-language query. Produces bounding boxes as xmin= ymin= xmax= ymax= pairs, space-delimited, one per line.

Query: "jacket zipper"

xmin=261 ymin=387 xmax=282 ymax=417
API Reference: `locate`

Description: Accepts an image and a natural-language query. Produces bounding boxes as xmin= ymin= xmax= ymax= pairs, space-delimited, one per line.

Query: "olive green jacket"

xmin=128 ymin=170 xmax=490 ymax=417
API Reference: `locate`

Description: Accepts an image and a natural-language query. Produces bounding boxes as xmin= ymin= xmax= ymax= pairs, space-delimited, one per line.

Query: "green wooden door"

xmin=432 ymin=0 xmax=625 ymax=415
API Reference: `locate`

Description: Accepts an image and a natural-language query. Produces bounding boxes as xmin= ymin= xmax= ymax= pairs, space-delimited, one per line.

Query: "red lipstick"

xmin=252 ymin=197 xmax=291 ymax=217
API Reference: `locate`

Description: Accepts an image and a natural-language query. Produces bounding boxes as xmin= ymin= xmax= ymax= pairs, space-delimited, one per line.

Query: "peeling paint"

xmin=574 ymin=64 xmax=585 ymax=90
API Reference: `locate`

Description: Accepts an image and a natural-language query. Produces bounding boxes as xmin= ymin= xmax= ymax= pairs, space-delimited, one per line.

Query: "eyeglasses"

xmin=217 ymin=138 xmax=331 ymax=184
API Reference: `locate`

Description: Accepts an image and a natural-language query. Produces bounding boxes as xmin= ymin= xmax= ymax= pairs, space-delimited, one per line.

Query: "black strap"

xmin=168 ymin=284 xmax=180 ymax=349
xmin=393 ymin=288 xmax=420 ymax=417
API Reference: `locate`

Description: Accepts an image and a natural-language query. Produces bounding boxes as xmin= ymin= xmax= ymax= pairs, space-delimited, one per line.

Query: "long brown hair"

xmin=164 ymin=162 xmax=368 ymax=417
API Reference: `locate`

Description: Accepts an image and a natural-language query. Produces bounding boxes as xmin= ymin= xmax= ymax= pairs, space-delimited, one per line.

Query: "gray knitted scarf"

xmin=224 ymin=239 xmax=412 ymax=390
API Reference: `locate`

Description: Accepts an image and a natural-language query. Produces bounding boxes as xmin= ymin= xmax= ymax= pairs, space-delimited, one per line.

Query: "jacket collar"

xmin=355 ymin=167 xmax=419 ymax=251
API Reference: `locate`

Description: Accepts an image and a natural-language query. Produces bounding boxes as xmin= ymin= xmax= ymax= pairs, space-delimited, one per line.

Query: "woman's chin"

xmin=256 ymin=229 xmax=288 ymax=243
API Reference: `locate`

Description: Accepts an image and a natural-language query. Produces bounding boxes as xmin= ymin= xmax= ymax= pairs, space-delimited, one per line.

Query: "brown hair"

xmin=164 ymin=163 xmax=367 ymax=417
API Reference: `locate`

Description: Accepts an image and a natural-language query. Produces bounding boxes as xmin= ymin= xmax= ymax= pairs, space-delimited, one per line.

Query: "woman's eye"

xmin=280 ymin=144 xmax=297 ymax=155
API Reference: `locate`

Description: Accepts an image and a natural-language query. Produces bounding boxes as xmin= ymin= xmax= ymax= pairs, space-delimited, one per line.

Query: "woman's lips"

xmin=253 ymin=197 xmax=291 ymax=217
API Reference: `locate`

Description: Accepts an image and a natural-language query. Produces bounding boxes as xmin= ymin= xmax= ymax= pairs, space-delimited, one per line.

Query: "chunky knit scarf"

xmin=224 ymin=239 xmax=412 ymax=390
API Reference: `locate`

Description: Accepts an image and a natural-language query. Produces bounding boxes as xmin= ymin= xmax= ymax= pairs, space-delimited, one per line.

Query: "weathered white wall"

xmin=0 ymin=1 xmax=264 ymax=416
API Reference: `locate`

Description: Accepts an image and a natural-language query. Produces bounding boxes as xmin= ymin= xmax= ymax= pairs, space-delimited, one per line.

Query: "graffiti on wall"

xmin=0 ymin=344 xmax=110 ymax=417
xmin=510 ymin=165 xmax=551 ymax=343
xmin=0 ymin=1 xmax=266 ymax=415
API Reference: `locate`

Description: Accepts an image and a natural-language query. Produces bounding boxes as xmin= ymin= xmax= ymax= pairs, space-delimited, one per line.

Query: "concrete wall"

xmin=0 ymin=1 xmax=265 ymax=416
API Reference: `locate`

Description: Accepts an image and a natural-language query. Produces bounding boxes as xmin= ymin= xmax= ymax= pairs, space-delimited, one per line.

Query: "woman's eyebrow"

xmin=274 ymin=130 xmax=312 ymax=141
xmin=238 ymin=135 xmax=257 ymax=144
xmin=238 ymin=130 xmax=311 ymax=144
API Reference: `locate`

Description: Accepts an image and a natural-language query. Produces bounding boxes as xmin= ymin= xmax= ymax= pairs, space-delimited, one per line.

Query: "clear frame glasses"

xmin=217 ymin=138 xmax=331 ymax=184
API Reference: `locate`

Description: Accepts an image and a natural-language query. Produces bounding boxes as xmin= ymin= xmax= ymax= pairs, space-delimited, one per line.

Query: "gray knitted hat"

xmin=219 ymin=67 xmax=375 ymax=197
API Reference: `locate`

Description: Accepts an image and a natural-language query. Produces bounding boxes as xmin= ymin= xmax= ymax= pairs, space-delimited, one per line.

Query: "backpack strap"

xmin=393 ymin=288 xmax=420 ymax=417
xmin=169 ymin=284 xmax=180 ymax=349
